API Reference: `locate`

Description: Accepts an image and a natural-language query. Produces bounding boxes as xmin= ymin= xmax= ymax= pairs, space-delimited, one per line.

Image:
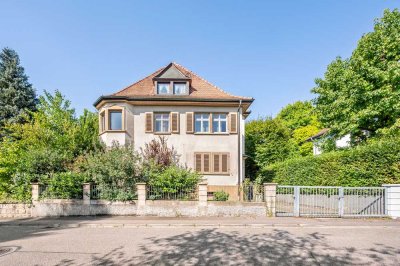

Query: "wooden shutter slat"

xmin=171 ymin=112 xmax=179 ymax=133
xmin=203 ymin=153 xmax=210 ymax=173
xmin=221 ymin=154 xmax=228 ymax=173
xmin=195 ymin=154 xmax=202 ymax=172
xmin=145 ymin=112 xmax=153 ymax=133
xmin=229 ymin=113 xmax=238 ymax=134
xmin=213 ymin=154 xmax=220 ymax=173
xmin=186 ymin=112 xmax=194 ymax=133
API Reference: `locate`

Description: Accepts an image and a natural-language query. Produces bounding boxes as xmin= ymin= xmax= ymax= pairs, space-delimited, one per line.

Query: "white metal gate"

xmin=276 ymin=186 xmax=387 ymax=217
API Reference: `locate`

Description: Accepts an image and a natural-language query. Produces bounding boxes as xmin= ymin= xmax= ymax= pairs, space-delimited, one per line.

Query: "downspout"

xmin=237 ymin=100 xmax=242 ymax=199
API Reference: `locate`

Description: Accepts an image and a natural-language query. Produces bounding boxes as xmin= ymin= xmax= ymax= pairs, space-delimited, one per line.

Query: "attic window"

xmin=157 ymin=83 xmax=171 ymax=94
xmin=174 ymin=83 xmax=187 ymax=95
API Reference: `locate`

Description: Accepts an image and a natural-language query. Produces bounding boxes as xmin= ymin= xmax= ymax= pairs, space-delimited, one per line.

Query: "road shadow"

xmin=87 ymin=229 xmax=399 ymax=265
xmin=0 ymin=217 xmax=81 ymax=243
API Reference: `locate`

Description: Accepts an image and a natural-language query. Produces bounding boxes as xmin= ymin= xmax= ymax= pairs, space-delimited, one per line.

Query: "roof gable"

xmin=111 ymin=62 xmax=253 ymax=101
xmin=154 ymin=63 xmax=189 ymax=80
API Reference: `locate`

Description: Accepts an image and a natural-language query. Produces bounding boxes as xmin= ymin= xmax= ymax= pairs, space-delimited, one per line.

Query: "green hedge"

xmin=262 ymin=137 xmax=400 ymax=186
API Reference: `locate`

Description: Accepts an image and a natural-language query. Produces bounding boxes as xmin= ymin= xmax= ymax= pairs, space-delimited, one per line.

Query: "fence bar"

xmin=294 ymin=186 xmax=300 ymax=217
xmin=338 ymin=187 xmax=344 ymax=216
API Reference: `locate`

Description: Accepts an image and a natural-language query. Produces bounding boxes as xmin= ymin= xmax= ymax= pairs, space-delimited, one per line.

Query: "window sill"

xmin=153 ymin=132 xmax=172 ymax=135
xmin=99 ymin=130 xmax=126 ymax=136
xmin=199 ymin=173 xmax=230 ymax=176
xmin=194 ymin=132 xmax=229 ymax=135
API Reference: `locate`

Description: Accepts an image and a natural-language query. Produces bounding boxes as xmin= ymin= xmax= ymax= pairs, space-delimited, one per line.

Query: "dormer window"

xmin=157 ymin=83 xmax=171 ymax=94
xmin=156 ymin=81 xmax=189 ymax=95
xmin=174 ymin=83 xmax=187 ymax=95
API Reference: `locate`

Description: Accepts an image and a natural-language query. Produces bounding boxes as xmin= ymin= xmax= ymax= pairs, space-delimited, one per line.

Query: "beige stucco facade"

xmin=99 ymin=102 xmax=246 ymax=186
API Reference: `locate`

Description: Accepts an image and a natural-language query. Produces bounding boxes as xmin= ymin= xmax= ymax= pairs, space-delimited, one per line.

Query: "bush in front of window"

xmin=213 ymin=191 xmax=229 ymax=201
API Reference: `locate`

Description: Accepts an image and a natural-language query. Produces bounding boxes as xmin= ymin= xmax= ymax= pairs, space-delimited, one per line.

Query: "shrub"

xmin=213 ymin=191 xmax=229 ymax=201
xmin=141 ymin=136 xmax=179 ymax=167
xmin=39 ymin=172 xmax=84 ymax=199
xmin=145 ymin=163 xmax=201 ymax=200
xmin=79 ymin=143 xmax=142 ymax=201
xmin=261 ymin=137 xmax=400 ymax=186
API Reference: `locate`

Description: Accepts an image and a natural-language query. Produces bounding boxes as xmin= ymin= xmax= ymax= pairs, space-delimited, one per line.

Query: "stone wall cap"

xmin=198 ymin=182 xmax=208 ymax=185
xmin=136 ymin=183 xmax=147 ymax=185
xmin=382 ymin=184 xmax=400 ymax=187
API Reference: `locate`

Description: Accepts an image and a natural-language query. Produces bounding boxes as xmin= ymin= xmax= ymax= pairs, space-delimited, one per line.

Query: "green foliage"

xmin=0 ymin=48 xmax=37 ymax=128
xmin=0 ymin=90 xmax=100 ymax=201
xmin=39 ymin=172 xmax=84 ymax=199
xmin=145 ymin=163 xmax=200 ymax=189
xmin=245 ymin=117 xmax=298 ymax=178
xmin=313 ymin=9 xmax=400 ymax=142
xmin=277 ymin=101 xmax=320 ymax=131
xmin=292 ymin=125 xmax=320 ymax=156
xmin=262 ymin=136 xmax=400 ymax=186
xmin=213 ymin=191 xmax=229 ymax=201
xmin=79 ymin=143 xmax=142 ymax=201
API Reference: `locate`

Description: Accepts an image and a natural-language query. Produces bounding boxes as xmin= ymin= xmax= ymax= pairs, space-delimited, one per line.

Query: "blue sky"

xmin=1 ymin=1 xmax=398 ymax=118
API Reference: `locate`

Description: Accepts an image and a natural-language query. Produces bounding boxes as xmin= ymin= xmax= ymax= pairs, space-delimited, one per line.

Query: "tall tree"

xmin=277 ymin=101 xmax=320 ymax=131
xmin=277 ymin=101 xmax=321 ymax=156
xmin=312 ymin=9 xmax=400 ymax=142
xmin=0 ymin=48 xmax=37 ymax=128
xmin=245 ymin=117 xmax=298 ymax=179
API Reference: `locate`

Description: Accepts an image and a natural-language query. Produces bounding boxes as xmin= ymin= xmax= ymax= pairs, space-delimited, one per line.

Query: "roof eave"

xmin=94 ymin=95 xmax=254 ymax=108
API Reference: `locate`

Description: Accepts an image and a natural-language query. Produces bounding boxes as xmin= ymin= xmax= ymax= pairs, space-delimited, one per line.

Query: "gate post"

xmin=31 ymin=183 xmax=40 ymax=203
xmin=294 ymin=186 xmax=300 ymax=217
xmin=137 ymin=183 xmax=147 ymax=207
xmin=338 ymin=187 xmax=344 ymax=217
xmin=198 ymin=182 xmax=208 ymax=207
xmin=264 ymin=183 xmax=277 ymax=217
xmin=83 ymin=183 xmax=91 ymax=205
xmin=382 ymin=184 xmax=400 ymax=219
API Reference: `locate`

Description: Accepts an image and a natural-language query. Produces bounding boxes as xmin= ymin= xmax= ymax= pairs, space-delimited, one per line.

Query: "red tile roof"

xmin=112 ymin=62 xmax=253 ymax=101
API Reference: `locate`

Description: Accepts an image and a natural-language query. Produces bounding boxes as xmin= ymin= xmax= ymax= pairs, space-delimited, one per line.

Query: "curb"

xmin=0 ymin=223 xmax=399 ymax=229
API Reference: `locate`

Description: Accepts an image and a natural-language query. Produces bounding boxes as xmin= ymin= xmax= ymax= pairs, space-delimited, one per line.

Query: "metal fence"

xmin=146 ymin=185 xmax=198 ymax=201
xmin=343 ymin=187 xmax=386 ymax=217
xmin=276 ymin=185 xmax=386 ymax=218
xmin=242 ymin=183 xmax=265 ymax=202
xmin=90 ymin=184 xmax=101 ymax=200
xmin=276 ymin=186 xmax=295 ymax=217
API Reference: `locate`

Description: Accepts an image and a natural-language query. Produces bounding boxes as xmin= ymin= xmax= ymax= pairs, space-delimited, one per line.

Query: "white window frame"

xmin=108 ymin=110 xmax=123 ymax=131
xmin=157 ymin=83 xmax=171 ymax=95
xmin=194 ymin=113 xmax=210 ymax=133
xmin=212 ymin=113 xmax=228 ymax=133
xmin=173 ymin=83 xmax=187 ymax=95
xmin=154 ymin=113 xmax=170 ymax=133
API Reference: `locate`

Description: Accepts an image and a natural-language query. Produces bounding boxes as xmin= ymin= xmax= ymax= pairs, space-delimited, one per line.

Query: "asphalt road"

xmin=0 ymin=218 xmax=399 ymax=265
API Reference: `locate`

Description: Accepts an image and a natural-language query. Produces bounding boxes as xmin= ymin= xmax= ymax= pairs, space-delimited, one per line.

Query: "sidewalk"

xmin=0 ymin=216 xmax=399 ymax=228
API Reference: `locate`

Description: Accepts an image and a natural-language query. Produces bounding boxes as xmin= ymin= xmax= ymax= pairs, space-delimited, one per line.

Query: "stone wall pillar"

xmin=137 ymin=183 xmax=147 ymax=207
xmin=264 ymin=183 xmax=277 ymax=217
xmin=383 ymin=184 xmax=400 ymax=219
xmin=198 ymin=183 xmax=208 ymax=207
xmin=83 ymin=183 xmax=91 ymax=204
xmin=31 ymin=183 xmax=39 ymax=203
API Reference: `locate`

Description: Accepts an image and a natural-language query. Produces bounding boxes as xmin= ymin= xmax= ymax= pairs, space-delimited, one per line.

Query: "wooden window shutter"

xmin=145 ymin=112 xmax=153 ymax=133
xmin=203 ymin=153 xmax=211 ymax=173
xmin=213 ymin=153 xmax=220 ymax=173
xmin=221 ymin=154 xmax=229 ymax=173
xmin=186 ymin=112 xmax=194 ymax=133
xmin=171 ymin=112 xmax=179 ymax=133
xmin=195 ymin=153 xmax=202 ymax=172
xmin=229 ymin=113 xmax=238 ymax=134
